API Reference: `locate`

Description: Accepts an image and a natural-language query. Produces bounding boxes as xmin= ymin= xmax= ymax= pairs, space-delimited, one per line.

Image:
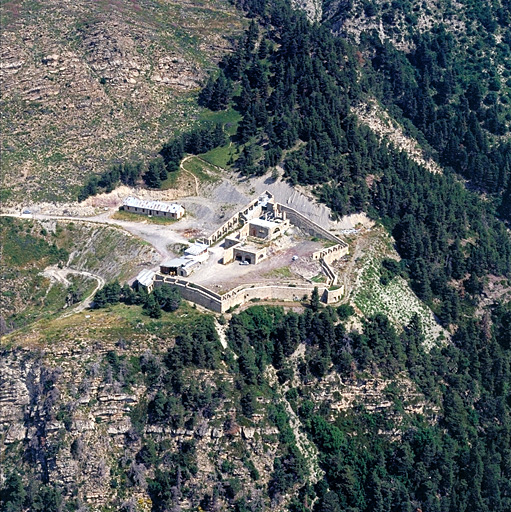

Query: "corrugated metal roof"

xmin=123 ymin=196 xmax=184 ymax=214
xmin=161 ymin=257 xmax=190 ymax=268
xmin=184 ymin=243 xmax=208 ymax=256
xmin=183 ymin=259 xmax=201 ymax=268
xmin=136 ymin=269 xmax=155 ymax=287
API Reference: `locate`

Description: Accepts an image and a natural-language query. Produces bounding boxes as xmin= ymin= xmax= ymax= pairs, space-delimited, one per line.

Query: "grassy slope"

xmin=0 ymin=0 xmax=244 ymax=203
xmin=343 ymin=226 xmax=448 ymax=347
xmin=0 ymin=217 xmax=158 ymax=332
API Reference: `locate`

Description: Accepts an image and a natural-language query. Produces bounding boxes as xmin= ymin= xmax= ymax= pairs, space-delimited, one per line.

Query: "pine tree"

xmin=143 ymin=162 xmax=162 ymax=189
xmin=310 ymin=287 xmax=321 ymax=312
xmin=92 ymin=288 xmax=107 ymax=309
xmin=144 ymin=295 xmax=162 ymax=319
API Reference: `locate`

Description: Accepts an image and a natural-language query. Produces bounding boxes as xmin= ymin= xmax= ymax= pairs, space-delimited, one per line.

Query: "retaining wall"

xmin=154 ymin=275 xmax=223 ymax=312
xmin=320 ymin=259 xmax=338 ymax=286
xmin=325 ymin=286 xmax=344 ymax=304
xmin=201 ymin=201 xmax=262 ymax=246
xmin=312 ymin=243 xmax=349 ymax=264
xmin=278 ymin=204 xmax=346 ymax=245
xmin=153 ymin=274 xmax=344 ymax=313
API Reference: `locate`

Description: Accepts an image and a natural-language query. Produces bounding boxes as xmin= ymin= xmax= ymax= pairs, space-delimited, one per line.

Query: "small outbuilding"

xmin=160 ymin=257 xmax=190 ymax=276
xmin=184 ymin=242 xmax=209 ymax=262
xmin=135 ymin=269 xmax=156 ymax=293
xmin=160 ymin=257 xmax=201 ymax=277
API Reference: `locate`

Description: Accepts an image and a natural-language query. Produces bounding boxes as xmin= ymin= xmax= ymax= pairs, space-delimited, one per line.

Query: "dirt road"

xmin=2 ymin=210 xmax=190 ymax=260
xmin=41 ymin=266 xmax=106 ymax=316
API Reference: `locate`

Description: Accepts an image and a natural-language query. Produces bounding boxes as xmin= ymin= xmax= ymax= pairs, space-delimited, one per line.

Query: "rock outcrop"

xmin=0 ymin=0 xmax=243 ymax=202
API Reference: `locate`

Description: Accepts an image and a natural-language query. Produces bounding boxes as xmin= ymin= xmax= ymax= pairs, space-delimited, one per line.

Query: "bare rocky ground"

xmin=353 ymin=100 xmax=443 ymax=175
xmin=477 ymin=275 xmax=511 ymax=317
xmin=327 ymin=0 xmax=466 ymax=52
xmin=0 ymin=0 xmax=244 ymax=203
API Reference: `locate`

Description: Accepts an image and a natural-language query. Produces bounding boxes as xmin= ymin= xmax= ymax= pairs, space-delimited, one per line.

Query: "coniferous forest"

xmin=158 ymin=1 xmax=511 ymax=509
xmin=84 ymin=0 xmax=511 ymax=322
xmin=3 ymin=0 xmax=511 ymax=511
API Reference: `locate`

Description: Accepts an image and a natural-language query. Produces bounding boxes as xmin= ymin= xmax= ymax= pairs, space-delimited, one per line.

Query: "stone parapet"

xmin=154 ymin=274 xmax=344 ymax=313
xmin=312 ymin=243 xmax=349 ymax=264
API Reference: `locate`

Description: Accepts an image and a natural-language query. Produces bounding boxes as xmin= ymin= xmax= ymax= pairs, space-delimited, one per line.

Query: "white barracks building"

xmin=122 ymin=197 xmax=185 ymax=219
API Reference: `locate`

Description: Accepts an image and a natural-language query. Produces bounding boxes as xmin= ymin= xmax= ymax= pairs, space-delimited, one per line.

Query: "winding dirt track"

xmin=180 ymin=155 xmax=200 ymax=196
xmin=2 ymin=210 xmax=168 ymax=317
xmin=40 ymin=265 xmax=106 ymax=316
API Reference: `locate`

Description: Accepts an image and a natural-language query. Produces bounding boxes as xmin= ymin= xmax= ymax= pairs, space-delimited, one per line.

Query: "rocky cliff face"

xmin=291 ymin=0 xmax=322 ymax=22
xmin=0 ymin=341 xmax=280 ymax=510
xmin=322 ymin=0 xmax=467 ymax=51
xmin=0 ymin=0 xmax=243 ymax=202
xmin=0 ymin=305 xmax=437 ymax=510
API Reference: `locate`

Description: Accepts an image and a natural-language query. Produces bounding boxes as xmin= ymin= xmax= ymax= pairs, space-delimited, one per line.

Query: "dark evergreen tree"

xmin=310 ymin=287 xmax=321 ymax=312
xmin=144 ymin=295 xmax=162 ymax=319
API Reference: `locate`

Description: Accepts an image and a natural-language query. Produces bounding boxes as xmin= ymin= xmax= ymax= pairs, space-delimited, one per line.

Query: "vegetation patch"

xmin=181 ymin=156 xmax=221 ymax=184
xmin=199 ymin=143 xmax=237 ymax=168
xmin=350 ymin=228 xmax=447 ymax=347
xmin=264 ymin=266 xmax=293 ymax=279
xmin=0 ymin=218 xmax=157 ymax=334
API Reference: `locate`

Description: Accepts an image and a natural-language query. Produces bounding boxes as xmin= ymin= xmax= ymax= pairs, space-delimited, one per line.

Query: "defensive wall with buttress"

xmin=153 ymin=274 xmax=345 ymax=313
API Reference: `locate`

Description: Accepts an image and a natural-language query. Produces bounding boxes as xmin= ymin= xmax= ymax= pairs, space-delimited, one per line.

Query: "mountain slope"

xmin=2 ymin=1 xmax=511 ymax=511
xmin=0 ymin=0 xmax=243 ymax=203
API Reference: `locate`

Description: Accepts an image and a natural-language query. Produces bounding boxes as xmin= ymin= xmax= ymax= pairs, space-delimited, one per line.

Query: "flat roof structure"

xmin=123 ymin=197 xmax=184 ymax=216
xmin=184 ymin=243 xmax=209 ymax=256
xmin=249 ymin=218 xmax=280 ymax=229
xmin=161 ymin=257 xmax=190 ymax=268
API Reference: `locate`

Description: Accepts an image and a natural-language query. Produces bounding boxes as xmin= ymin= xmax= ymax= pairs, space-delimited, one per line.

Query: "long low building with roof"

xmin=122 ymin=197 xmax=185 ymax=219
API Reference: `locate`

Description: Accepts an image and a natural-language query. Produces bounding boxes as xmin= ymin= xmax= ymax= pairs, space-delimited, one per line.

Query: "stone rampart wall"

xmin=221 ymin=284 xmax=316 ymax=311
xmin=202 ymin=201 xmax=262 ymax=246
xmin=325 ymin=286 xmax=344 ymax=304
xmin=278 ymin=204 xmax=345 ymax=245
xmin=320 ymin=259 xmax=337 ymax=286
xmin=153 ymin=274 xmax=344 ymax=313
xmin=312 ymin=243 xmax=349 ymax=264
xmin=154 ymin=275 xmax=223 ymax=312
